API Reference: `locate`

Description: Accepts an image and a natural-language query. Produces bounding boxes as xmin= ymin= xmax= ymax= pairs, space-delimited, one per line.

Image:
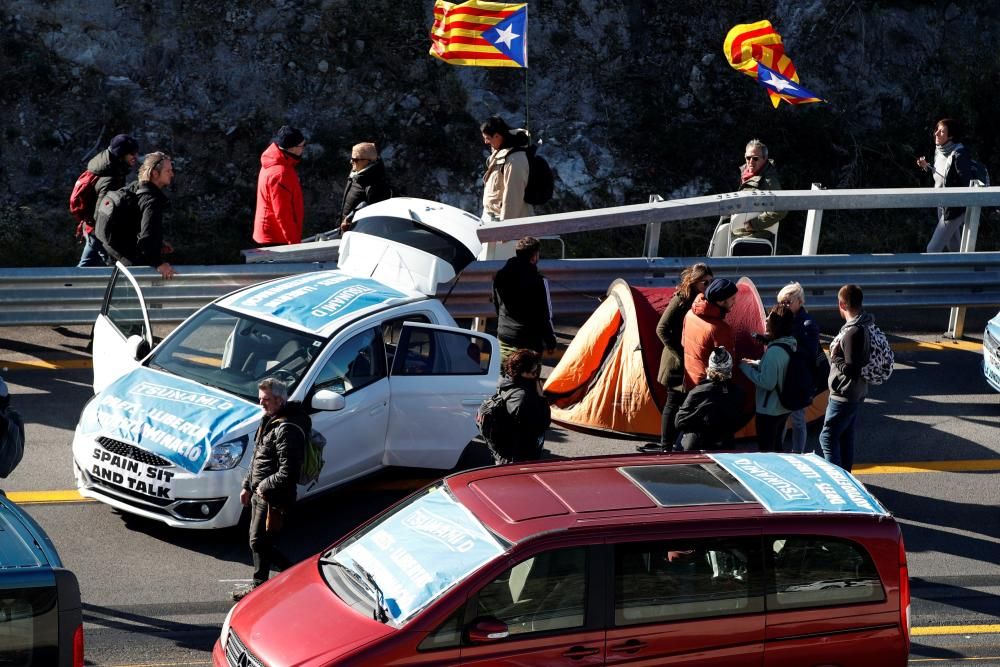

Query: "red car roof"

xmin=446 ymin=453 xmax=768 ymax=544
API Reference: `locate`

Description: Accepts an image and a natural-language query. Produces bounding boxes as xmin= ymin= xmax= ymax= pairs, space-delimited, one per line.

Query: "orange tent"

xmin=543 ymin=278 xmax=827 ymax=440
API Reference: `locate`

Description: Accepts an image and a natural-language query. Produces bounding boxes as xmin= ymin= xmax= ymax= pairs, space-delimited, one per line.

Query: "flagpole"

xmin=524 ymin=67 xmax=530 ymax=132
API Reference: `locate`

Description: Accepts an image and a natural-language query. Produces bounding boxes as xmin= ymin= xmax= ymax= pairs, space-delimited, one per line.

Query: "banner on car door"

xmin=710 ymin=453 xmax=889 ymax=515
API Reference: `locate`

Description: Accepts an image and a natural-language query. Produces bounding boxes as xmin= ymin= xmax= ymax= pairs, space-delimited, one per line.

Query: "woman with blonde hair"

xmin=777 ymin=282 xmax=822 ymax=453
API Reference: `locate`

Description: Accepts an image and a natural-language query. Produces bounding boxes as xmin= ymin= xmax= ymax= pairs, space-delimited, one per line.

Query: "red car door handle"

xmin=563 ymin=645 xmax=600 ymax=659
xmin=610 ymin=639 xmax=647 ymax=653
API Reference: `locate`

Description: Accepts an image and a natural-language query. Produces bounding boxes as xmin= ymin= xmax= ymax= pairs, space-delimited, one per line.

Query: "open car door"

xmin=385 ymin=322 xmax=500 ymax=468
xmin=92 ymin=263 xmax=154 ymax=393
xmin=338 ymin=197 xmax=483 ymax=296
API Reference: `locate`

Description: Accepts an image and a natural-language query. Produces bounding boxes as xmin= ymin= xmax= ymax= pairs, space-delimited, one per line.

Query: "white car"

xmin=72 ymin=198 xmax=500 ymax=529
xmin=984 ymin=310 xmax=1000 ymax=392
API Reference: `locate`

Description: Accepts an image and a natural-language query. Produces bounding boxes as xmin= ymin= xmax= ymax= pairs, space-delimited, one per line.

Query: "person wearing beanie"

xmin=339 ymin=142 xmax=393 ymax=233
xmin=681 ymin=277 xmax=738 ymax=392
xmin=253 ymin=125 xmax=306 ymax=246
xmin=674 ymin=346 xmax=747 ymax=451
xmin=740 ymin=304 xmax=797 ymax=452
xmin=77 ymin=134 xmax=140 ymax=267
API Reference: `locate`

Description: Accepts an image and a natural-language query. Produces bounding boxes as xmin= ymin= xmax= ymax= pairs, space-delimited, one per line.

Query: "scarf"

xmin=933 ymin=141 xmax=963 ymax=188
xmin=741 ymin=164 xmax=758 ymax=183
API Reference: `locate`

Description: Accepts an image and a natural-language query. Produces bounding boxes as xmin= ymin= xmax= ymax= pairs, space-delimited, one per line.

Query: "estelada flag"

xmin=430 ymin=0 xmax=528 ymax=68
xmin=724 ymin=20 xmax=824 ymax=107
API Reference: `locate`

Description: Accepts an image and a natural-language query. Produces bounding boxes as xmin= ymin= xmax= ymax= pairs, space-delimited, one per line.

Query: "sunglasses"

xmin=744 ymin=155 xmax=762 ymax=162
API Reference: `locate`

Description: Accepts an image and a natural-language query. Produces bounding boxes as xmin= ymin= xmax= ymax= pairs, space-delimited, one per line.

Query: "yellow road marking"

xmin=910 ymin=659 xmax=1000 ymax=664
xmin=892 ymin=340 xmax=983 ymax=353
xmin=2 ymin=359 xmax=94 ymax=370
xmin=853 ymin=460 xmax=1000 ymax=475
xmin=8 ymin=490 xmax=93 ymax=504
xmin=911 ymin=624 xmax=1000 ymax=637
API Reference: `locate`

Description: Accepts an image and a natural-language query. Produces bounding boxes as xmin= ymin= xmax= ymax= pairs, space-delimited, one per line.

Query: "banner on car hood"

xmin=710 ymin=453 xmax=889 ymax=515
xmin=226 ymin=272 xmax=407 ymax=333
xmin=81 ymin=367 xmax=261 ymax=473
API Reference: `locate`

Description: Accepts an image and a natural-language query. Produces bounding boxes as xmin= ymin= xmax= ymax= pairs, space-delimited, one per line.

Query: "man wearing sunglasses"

xmin=722 ymin=139 xmax=787 ymax=250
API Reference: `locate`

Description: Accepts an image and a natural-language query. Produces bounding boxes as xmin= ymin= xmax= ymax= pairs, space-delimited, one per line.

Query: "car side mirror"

xmin=311 ymin=388 xmax=346 ymax=412
xmin=466 ymin=617 xmax=509 ymax=644
xmin=126 ymin=335 xmax=150 ymax=361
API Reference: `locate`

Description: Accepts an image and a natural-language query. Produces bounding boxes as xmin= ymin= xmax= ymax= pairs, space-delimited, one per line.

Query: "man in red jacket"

xmin=253 ymin=126 xmax=306 ymax=246
xmin=681 ymin=278 xmax=738 ymax=390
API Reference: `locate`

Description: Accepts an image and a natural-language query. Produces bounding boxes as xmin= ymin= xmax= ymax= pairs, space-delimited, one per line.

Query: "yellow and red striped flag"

xmin=724 ymin=20 xmax=823 ymax=107
xmin=429 ymin=0 xmax=528 ymax=68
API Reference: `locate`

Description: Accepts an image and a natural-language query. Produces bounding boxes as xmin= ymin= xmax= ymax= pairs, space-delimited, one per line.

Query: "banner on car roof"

xmin=709 ymin=453 xmax=889 ymax=515
xmin=80 ymin=367 xmax=261 ymax=478
xmin=227 ymin=272 xmax=407 ymax=332
xmin=332 ymin=488 xmax=506 ymax=623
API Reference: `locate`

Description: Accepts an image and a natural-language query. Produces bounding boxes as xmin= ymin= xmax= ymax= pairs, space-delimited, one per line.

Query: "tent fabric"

xmin=544 ymin=277 xmax=827 ymax=440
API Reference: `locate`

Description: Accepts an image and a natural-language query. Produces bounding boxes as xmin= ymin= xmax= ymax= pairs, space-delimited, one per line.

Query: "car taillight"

xmin=899 ymin=534 xmax=910 ymax=645
xmin=73 ymin=623 xmax=85 ymax=667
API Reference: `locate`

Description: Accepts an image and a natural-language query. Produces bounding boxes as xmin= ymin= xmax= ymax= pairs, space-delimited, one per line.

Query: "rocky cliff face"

xmin=2 ymin=0 xmax=997 ymax=265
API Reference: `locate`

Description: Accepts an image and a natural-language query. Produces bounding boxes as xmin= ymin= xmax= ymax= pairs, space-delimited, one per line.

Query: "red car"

xmin=214 ymin=452 xmax=909 ymax=666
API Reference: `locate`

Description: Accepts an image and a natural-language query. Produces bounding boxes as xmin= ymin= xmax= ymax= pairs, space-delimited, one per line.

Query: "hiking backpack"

xmin=69 ymin=170 xmax=100 ymax=235
xmin=516 ymin=146 xmax=555 ymax=206
xmin=476 ymin=389 xmax=514 ymax=451
xmin=280 ymin=422 xmax=327 ymax=488
xmin=861 ymin=324 xmax=894 ymax=386
xmin=93 ymin=187 xmax=140 ymax=253
xmin=0 ymin=408 xmax=25 ymax=479
xmin=770 ymin=343 xmax=816 ymax=411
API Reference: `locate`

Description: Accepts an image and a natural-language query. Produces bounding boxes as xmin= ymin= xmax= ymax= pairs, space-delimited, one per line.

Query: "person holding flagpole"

xmin=480 ymin=116 xmax=533 ymax=223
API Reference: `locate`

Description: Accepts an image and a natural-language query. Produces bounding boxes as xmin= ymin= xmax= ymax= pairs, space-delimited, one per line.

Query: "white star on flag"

xmin=493 ymin=24 xmax=520 ymax=48
xmin=762 ymin=71 xmax=798 ymax=93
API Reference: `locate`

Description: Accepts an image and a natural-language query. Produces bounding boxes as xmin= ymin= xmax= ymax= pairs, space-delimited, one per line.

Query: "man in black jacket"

xmin=492 ymin=236 xmax=557 ymax=363
xmin=339 ymin=142 xmax=392 ymax=232
xmin=233 ymin=378 xmax=309 ymax=601
xmin=78 ymin=134 xmax=139 ymax=267
xmin=98 ymin=151 xmax=177 ymax=279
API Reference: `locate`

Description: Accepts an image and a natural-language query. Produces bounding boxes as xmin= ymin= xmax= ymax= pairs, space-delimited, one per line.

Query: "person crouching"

xmin=674 ymin=347 xmax=746 ymax=451
xmin=492 ymin=349 xmax=551 ymax=464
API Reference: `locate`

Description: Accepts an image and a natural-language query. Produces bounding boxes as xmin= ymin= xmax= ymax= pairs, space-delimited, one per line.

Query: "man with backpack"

xmin=820 ymin=284 xmax=874 ymax=471
xmin=70 ymin=134 xmax=139 ymax=267
xmin=95 ymin=151 xmax=177 ymax=279
xmin=478 ymin=349 xmax=551 ymax=464
xmin=233 ymin=377 xmax=308 ymax=601
xmin=480 ymin=115 xmax=534 ymax=222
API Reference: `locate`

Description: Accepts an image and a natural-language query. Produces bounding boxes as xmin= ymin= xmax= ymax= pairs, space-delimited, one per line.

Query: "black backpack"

xmin=94 ymin=187 xmax=140 ymax=260
xmin=476 ymin=388 xmax=514 ymax=454
xmin=769 ymin=343 xmax=815 ymax=411
xmin=0 ymin=408 xmax=25 ymax=478
xmin=515 ymin=146 xmax=554 ymax=206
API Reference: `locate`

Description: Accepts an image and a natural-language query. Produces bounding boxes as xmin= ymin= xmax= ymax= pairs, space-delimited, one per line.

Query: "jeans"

xmin=248 ymin=494 xmax=292 ymax=586
xmin=660 ymin=388 xmax=685 ymax=448
xmin=819 ymin=399 xmax=862 ymax=471
xmin=926 ymin=210 xmax=964 ymax=253
xmin=77 ymin=231 xmax=110 ymax=267
xmin=755 ymin=413 xmax=787 ymax=452
xmin=783 ymin=408 xmax=808 ymax=453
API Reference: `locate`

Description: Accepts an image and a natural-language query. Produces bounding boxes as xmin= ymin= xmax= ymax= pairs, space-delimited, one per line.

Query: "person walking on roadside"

xmin=480 ymin=116 xmax=533 ymax=222
xmin=674 ymin=346 xmax=746 ymax=451
xmin=488 ymin=349 xmax=551 ymax=465
xmin=339 ymin=142 xmax=392 ymax=233
xmin=916 ymin=118 xmax=978 ymax=252
xmin=77 ymin=134 xmax=139 ymax=267
xmin=740 ymin=304 xmax=796 ymax=452
xmin=637 ymin=262 xmax=714 ymax=453
xmin=492 ymin=236 xmax=557 ymax=363
xmin=98 ymin=151 xmax=177 ymax=280
xmin=777 ymin=282 xmax=821 ymax=453
xmin=232 ymin=377 xmax=309 ymax=602
xmin=253 ymin=125 xmax=306 ymax=246
xmin=819 ymin=285 xmax=872 ymax=471
xmin=681 ymin=278 xmax=738 ymax=391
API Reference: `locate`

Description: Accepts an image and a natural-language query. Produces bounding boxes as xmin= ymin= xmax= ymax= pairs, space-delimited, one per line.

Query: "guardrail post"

xmin=644 ymin=195 xmax=664 ymax=258
xmin=801 ymin=183 xmax=824 ymax=255
xmin=945 ymin=180 xmax=985 ymax=339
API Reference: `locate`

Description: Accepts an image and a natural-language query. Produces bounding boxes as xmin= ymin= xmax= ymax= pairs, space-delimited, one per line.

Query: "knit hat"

xmin=273 ymin=126 xmax=305 ymax=149
xmin=707 ymin=347 xmax=733 ymax=375
xmin=705 ymin=278 xmax=738 ymax=303
xmin=109 ymin=134 xmax=139 ymax=158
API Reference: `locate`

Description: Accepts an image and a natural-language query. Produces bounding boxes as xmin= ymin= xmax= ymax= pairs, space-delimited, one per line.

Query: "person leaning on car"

xmin=233 ymin=377 xmax=309 ymax=601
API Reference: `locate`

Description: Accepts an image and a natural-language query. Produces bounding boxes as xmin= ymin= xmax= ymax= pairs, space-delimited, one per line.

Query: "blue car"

xmin=984 ymin=311 xmax=1000 ymax=392
xmin=0 ymin=490 xmax=83 ymax=666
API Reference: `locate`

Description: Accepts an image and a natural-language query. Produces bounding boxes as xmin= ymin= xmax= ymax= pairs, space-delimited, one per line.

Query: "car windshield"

xmin=322 ymin=483 xmax=508 ymax=624
xmin=146 ymin=306 xmax=325 ymax=401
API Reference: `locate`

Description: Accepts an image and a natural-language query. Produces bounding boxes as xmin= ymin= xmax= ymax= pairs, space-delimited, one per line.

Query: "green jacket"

xmin=729 ymin=160 xmax=787 ymax=237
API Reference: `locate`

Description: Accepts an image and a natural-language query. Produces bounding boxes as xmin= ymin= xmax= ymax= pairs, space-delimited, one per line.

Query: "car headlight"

xmin=205 ymin=436 xmax=248 ymax=471
xmin=221 ymin=604 xmax=235 ymax=646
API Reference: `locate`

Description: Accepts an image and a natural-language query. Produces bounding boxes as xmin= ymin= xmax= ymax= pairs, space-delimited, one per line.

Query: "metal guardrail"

xmin=2 ymin=254 xmax=996 ymax=338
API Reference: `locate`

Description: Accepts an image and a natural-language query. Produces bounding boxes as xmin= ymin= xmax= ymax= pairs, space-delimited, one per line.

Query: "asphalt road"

xmin=0 ymin=322 xmax=998 ymax=666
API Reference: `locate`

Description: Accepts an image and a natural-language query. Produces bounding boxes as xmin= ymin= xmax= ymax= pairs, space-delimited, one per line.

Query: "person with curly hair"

xmin=489 ymin=349 xmax=551 ymax=464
